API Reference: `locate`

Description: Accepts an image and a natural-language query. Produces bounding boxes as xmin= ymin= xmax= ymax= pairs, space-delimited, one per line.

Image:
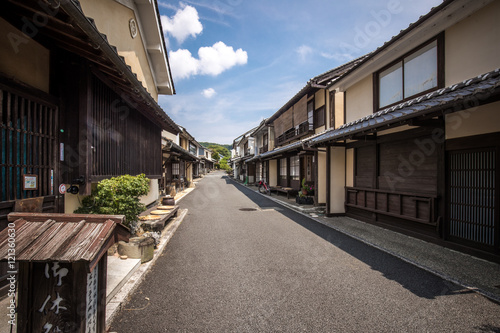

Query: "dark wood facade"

xmin=346 ymin=127 xmax=443 ymax=233
xmin=90 ymin=75 xmax=162 ymax=180
xmin=0 ymin=0 xmax=179 ymax=294
xmin=445 ymin=133 xmax=500 ymax=254
xmin=343 ymin=120 xmax=500 ymax=257
xmin=0 ymin=79 xmax=59 ymax=229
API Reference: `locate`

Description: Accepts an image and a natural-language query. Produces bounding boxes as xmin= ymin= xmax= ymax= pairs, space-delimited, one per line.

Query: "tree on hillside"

xmin=200 ymin=142 xmax=232 ymax=151
xmin=218 ymin=157 xmax=232 ymax=174
xmin=208 ymin=145 xmax=230 ymax=160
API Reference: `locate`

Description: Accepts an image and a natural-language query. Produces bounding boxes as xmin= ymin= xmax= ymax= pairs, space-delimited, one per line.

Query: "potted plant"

xmin=296 ymin=178 xmax=314 ymax=204
xmin=301 ymin=178 xmax=308 ymax=196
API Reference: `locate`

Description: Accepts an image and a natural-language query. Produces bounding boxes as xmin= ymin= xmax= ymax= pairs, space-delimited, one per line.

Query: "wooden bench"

xmin=270 ymin=186 xmax=297 ymax=199
xmin=139 ymin=205 xmax=179 ymax=232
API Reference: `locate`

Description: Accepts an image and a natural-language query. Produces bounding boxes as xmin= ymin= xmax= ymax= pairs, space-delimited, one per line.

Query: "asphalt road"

xmin=110 ymin=171 xmax=500 ymax=332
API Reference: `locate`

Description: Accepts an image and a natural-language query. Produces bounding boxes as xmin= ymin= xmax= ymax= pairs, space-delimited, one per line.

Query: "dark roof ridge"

xmin=309 ymin=68 xmax=500 ymax=146
xmin=326 ymin=0 xmax=455 ymax=88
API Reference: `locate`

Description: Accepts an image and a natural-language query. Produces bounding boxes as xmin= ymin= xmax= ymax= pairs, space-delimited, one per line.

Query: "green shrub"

xmin=74 ymin=174 xmax=150 ymax=228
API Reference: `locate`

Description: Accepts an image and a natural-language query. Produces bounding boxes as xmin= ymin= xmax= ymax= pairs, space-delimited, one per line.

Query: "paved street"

xmin=110 ymin=171 xmax=500 ymax=332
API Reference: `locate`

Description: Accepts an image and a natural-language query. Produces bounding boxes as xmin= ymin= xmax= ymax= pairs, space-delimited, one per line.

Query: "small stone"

xmin=120 ymin=255 xmax=128 ymax=260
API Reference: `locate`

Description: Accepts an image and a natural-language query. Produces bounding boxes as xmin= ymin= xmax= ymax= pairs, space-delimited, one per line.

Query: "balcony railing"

xmin=275 ymin=121 xmax=312 ymax=146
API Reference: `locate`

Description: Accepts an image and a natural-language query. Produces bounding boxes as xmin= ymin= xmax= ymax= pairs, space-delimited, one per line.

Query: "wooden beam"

xmin=79 ymin=62 xmax=92 ymax=195
xmin=408 ymin=118 xmax=445 ymax=127
xmin=352 ymin=134 xmax=377 ymax=141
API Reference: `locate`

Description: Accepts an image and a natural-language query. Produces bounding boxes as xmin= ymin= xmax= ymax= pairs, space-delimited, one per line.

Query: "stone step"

xmin=106 ymin=256 xmax=141 ymax=304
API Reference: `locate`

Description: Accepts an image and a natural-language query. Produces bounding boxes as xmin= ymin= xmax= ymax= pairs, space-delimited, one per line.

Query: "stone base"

xmin=141 ymin=219 xmax=165 ymax=232
xmin=118 ymin=237 xmax=155 ymax=263
xmin=296 ymin=196 xmax=314 ymax=205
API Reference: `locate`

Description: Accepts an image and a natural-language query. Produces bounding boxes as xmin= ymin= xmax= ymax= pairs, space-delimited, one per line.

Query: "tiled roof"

xmin=325 ymin=0 xmax=454 ymax=89
xmin=309 ymin=69 xmax=500 ymax=146
xmin=163 ymin=139 xmax=199 ymax=161
xmin=266 ymin=55 xmax=370 ymax=125
xmin=314 ymin=54 xmax=371 ymax=87
xmin=5 ymin=0 xmax=181 ymax=134
xmin=246 ymin=126 xmax=336 ymax=162
xmin=257 ymin=141 xmax=303 ymax=160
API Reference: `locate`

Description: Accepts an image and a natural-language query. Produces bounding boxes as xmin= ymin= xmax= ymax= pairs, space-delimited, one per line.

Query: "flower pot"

xmin=296 ymin=196 xmax=314 ymax=205
xmin=161 ymin=196 xmax=175 ymax=206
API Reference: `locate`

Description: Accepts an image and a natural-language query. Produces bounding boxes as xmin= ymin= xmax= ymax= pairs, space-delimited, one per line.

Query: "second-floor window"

xmin=376 ymin=37 xmax=442 ymax=109
xmin=314 ymin=106 xmax=325 ymax=128
xmin=307 ymin=100 xmax=314 ymax=131
xmin=189 ymin=143 xmax=197 ymax=155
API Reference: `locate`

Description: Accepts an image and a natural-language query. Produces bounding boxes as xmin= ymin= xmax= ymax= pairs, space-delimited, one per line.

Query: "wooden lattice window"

xmin=172 ymin=163 xmax=180 ymax=179
xmin=1 ymin=87 xmax=58 ymax=202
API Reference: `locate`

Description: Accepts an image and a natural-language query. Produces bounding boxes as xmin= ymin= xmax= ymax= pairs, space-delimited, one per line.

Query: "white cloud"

xmin=202 ymin=88 xmax=216 ymax=98
xmin=296 ymin=45 xmax=313 ymax=61
xmin=198 ymin=42 xmax=248 ymax=76
xmin=161 ymin=3 xmax=203 ymax=44
xmin=320 ymin=51 xmax=355 ymax=62
xmin=169 ymin=41 xmax=248 ymax=80
xmin=169 ymin=49 xmax=199 ymax=80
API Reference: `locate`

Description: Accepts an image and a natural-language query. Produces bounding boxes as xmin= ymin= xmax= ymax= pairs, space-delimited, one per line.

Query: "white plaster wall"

xmin=330 ymin=147 xmax=346 ymax=214
xmin=445 ymin=1 xmax=500 ymax=86
xmin=346 ymin=148 xmax=354 ymax=187
xmin=345 ymin=76 xmax=373 ymax=124
xmin=445 ymin=101 xmax=500 ymax=140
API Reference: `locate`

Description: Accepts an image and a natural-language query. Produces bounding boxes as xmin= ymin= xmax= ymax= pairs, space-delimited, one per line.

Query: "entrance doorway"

xmin=447 ymin=148 xmax=499 ymax=252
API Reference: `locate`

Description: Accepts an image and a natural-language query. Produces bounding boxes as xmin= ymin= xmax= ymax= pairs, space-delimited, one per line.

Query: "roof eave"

xmin=329 ymin=0 xmax=494 ymax=91
xmin=60 ymin=0 xmax=180 ymax=133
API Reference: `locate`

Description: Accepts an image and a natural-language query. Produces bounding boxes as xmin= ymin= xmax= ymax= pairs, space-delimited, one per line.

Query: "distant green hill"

xmin=199 ymin=142 xmax=231 ymax=161
xmin=200 ymin=142 xmax=231 ymax=151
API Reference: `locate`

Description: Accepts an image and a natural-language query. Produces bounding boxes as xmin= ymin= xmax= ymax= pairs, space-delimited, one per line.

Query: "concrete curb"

xmin=229 ymin=177 xmax=500 ymax=304
xmin=106 ymin=208 xmax=188 ymax=330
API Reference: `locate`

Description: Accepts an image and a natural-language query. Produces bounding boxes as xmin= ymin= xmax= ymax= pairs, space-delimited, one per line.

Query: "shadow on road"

xmin=223 ymin=176 xmax=472 ymax=301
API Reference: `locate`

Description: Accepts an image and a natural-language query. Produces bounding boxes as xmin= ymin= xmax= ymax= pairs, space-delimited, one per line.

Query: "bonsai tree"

xmin=74 ymin=174 xmax=150 ymax=229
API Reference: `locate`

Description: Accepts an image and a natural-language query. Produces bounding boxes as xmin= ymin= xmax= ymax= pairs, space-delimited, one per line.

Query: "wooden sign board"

xmin=17 ymin=259 xmax=107 ymax=333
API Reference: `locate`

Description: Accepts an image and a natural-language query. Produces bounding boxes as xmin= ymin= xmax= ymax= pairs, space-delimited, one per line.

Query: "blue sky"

xmin=157 ymin=0 xmax=443 ymax=144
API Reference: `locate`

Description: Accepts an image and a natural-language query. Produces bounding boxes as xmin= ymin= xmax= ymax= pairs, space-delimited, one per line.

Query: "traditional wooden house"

xmin=230 ymin=128 xmax=256 ymax=182
xmin=0 ymin=0 xmax=179 ymax=291
xmin=249 ymin=58 xmax=366 ymax=204
xmin=245 ymin=119 xmax=270 ymax=184
xmin=197 ymin=146 xmax=215 ymax=176
xmin=308 ymin=0 xmax=500 ymax=259
xmin=161 ymin=134 xmax=198 ymax=195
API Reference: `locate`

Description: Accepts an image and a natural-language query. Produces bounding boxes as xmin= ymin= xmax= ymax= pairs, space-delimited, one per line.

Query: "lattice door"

xmin=448 ymin=149 xmax=498 ymax=250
